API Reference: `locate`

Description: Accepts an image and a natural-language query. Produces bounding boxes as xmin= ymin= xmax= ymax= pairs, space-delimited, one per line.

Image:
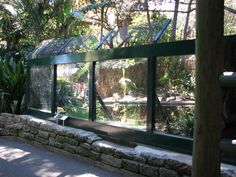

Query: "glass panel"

xmin=28 ymin=65 xmax=54 ymax=111
xmin=96 ymin=58 xmax=147 ymax=130
xmin=57 ymin=63 xmax=89 ymax=120
xmin=155 ymin=55 xmax=195 ymax=137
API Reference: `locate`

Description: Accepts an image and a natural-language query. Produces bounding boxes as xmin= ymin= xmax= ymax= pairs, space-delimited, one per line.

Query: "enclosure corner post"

xmin=147 ymin=57 xmax=157 ymax=132
xmin=89 ymin=61 xmax=96 ymax=121
xmin=25 ymin=64 xmax=31 ymax=112
xmin=192 ymin=0 xmax=224 ymax=176
xmin=51 ymin=65 xmax=57 ymax=115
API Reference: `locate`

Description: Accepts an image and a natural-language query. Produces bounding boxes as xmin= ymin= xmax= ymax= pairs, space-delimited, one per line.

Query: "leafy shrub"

xmin=177 ymin=112 xmax=194 ymax=137
xmin=0 ymin=58 xmax=26 ymax=114
xmin=157 ymin=57 xmax=195 ymax=93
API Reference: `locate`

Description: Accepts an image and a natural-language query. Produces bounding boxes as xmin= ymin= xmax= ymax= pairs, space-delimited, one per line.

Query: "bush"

xmin=0 ymin=58 xmax=26 ymax=114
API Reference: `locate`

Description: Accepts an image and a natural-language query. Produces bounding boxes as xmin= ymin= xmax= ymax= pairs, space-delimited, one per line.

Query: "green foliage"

xmin=64 ymin=103 xmax=89 ymax=120
xmin=157 ymin=57 xmax=195 ymax=93
xmin=0 ymin=58 xmax=26 ymax=114
xmin=70 ymin=63 xmax=89 ymax=82
xmin=177 ymin=112 xmax=194 ymax=137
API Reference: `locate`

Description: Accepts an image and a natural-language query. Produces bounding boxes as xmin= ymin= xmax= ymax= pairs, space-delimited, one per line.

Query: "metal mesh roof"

xmin=27 ymin=36 xmax=97 ymax=59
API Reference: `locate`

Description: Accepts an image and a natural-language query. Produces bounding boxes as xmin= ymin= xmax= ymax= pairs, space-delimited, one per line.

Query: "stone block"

xmin=64 ymin=144 xmax=76 ymax=154
xmin=114 ymin=148 xmax=137 ymax=159
xmin=49 ymin=132 xmax=56 ymax=138
xmin=139 ymin=164 xmax=159 ymax=177
xmin=86 ymin=134 xmax=102 ymax=144
xmin=38 ymin=130 xmax=49 ymax=139
xmin=55 ymin=142 xmax=63 ymax=149
xmin=35 ymin=136 xmax=49 ymax=145
xmin=0 ymin=122 xmax=5 ymax=128
xmin=166 ymin=159 xmax=191 ymax=176
xmin=30 ymin=127 xmax=38 ymax=135
xmin=147 ymin=154 xmax=165 ymax=167
xmin=39 ymin=122 xmax=55 ymax=132
xmin=122 ymin=159 xmax=139 ymax=173
xmin=75 ymin=131 xmax=93 ymax=142
xmin=101 ymin=154 xmax=122 ymax=168
xmin=91 ymin=140 xmax=117 ymax=155
xmin=28 ymin=119 xmax=41 ymax=128
xmin=9 ymin=129 xmax=18 ymax=136
xmin=23 ymin=125 xmax=30 ymax=132
xmin=56 ymin=135 xmax=65 ymax=143
xmin=89 ymin=150 xmax=101 ymax=161
xmin=159 ymin=168 xmax=179 ymax=177
xmin=0 ymin=115 xmax=8 ymax=122
xmin=80 ymin=143 xmax=90 ymax=150
xmin=66 ymin=137 xmax=78 ymax=146
xmin=49 ymin=137 xmax=55 ymax=146
xmin=75 ymin=147 xmax=90 ymax=157
xmin=0 ymin=128 xmax=9 ymax=136
xmin=12 ymin=116 xmax=22 ymax=123
xmin=24 ymin=132 xmax=34 ymax=141
xmin=18 ymin=130 xmax=24 ymax=138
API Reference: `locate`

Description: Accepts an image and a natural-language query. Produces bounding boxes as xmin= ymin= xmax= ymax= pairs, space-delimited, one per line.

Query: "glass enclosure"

xmin=155 ymin=55 xmax=195 ymax=137
xmin=96 ymin=58 xmax=147 ymax=130
xmin=28 ymin=65 xmax=54 ymax=112
xmin=56 ymin=63 xmax=89 ymax=119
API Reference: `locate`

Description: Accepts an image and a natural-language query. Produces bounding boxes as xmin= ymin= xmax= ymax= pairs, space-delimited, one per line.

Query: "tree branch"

xmin=224 ymin=6 xmax=236 ymax=14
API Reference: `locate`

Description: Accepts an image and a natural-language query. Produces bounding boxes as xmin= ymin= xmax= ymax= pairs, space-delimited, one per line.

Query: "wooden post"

xmin=192 ymin=0 xmax=224 ymax=177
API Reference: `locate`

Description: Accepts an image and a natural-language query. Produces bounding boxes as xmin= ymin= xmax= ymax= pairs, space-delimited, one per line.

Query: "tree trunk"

xmin=100 ymin=6 xmax=104 ymax=42
xmin=171 ymin=0 xmax=179 ymax=41
xmin=183 ymin=0 xmax=193 ymax=40
xmin=192 ymin=0 xmax=224 ymax=177
xmin=145 ymin=0 xmax=153 ymax=42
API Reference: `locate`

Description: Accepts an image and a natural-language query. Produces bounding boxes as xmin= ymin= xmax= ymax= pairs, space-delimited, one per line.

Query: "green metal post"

xmin=51 ymin=65 xmax=57 ymax=115
xmin=147 ymin=57 xmax=156 ymax=132
xmin=89 ymin=62 xmax=96 ymax=121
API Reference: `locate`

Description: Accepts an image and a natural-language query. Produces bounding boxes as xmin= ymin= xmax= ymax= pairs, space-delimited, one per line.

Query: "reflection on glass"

xmin=56 ymin=63 xmax=89 ymax=119
xmin=155 ymin=55 xmax=195 ymax=137
xmin=28 ymin=65 xmax=53 ymax=111
xmin=96 ymin=58 xmax=147 ymax=130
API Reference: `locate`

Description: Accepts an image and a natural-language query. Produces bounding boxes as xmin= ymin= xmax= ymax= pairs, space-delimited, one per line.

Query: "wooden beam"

xmin=192 ymin=0 xmax=224 ymax=177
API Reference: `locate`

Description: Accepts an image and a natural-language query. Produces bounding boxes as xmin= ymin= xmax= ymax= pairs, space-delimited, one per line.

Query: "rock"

xmin=166 ymin=159 xmax=191 ymax=176
xmin=38 ymin=130 xmax=49 ymax=139
xmin=55 ymin=142 xmax=63 ymax=149
xmin=24 ymin=132 xmax=34 ymax=141
xmin=89 ymin=150 xmax=101 ymax=161
xmin=139 ymin=164 xmax=159 ymax=177
xmin=49 ymin=137 xmax=55 ymax=146
xmin=122 ymin=159 xmax=139 ymax=173
xmin=159 ymin=168 xmax=179 ymax=177
xmin=56 ymin=135 xmax=65 ymax=143
xmin=147 ymin=154 xmax=165 ymax=167
xmin=80 ymin=143 xmax=90 ymax=150
xmin=75 ymin=147 xmax=90 ymax=157
xmin=64 ymin=144 xmax=76 ymax=154
xmin=101 ymin=154 xmax=122 ymax=168
xmin=35 ymin=136 xmax=49 ymax=145
xmin=0 ymin=128 xmax=9 ymax=136
xmin=23 ymin=125 xmax=30 ymax=132
xmin=86 ymin=134 xmax=102 ymax=144
xmin=66 ymin=137 xmax=78 ymax=146
xmin=30 ymin=127 xmax=38 ymax=135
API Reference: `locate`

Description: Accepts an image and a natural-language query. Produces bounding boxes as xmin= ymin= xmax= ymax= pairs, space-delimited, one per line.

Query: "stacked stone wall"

xmin=0 ymin=113 xmax=235 ymax=177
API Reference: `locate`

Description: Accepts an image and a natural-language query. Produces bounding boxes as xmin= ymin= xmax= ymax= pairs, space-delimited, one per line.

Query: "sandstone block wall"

xmin=0 ymin=113 xmax=235 ymax=177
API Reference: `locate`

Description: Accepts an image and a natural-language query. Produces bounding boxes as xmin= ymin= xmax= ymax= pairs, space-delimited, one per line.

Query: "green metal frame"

xmin=26 ymin=35 xmax=236 ymax=165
